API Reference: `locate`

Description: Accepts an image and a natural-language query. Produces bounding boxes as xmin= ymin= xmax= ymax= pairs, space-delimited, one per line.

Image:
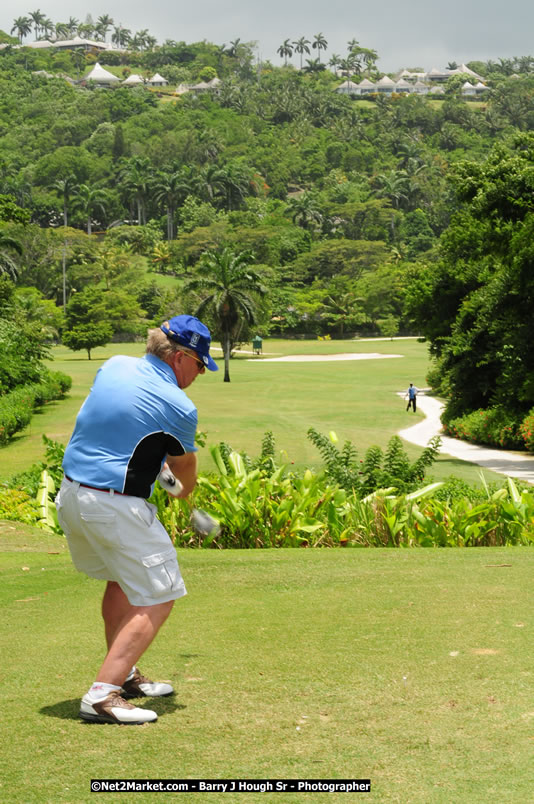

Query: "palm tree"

xmin=41 ymin=17 xmax=54 ymax=39
xmin=97 ymin=14 xmax=114 ymax=42
xmin=112 ymin=26 xmax=131 ymax=48
xmin=66 ymin=17 xmax=79 ymax=37
xmin=53 ymin=175 xmax=77 ymax=228
xmin=277 ymin=39 xmax=293 ymax=66
xmin=373 ymin=170 xmax=410 ymax=237
xmin=152 ymin=169 xmax=191 ymax=240
xmin=183 ymin=248 xmax=267 ymax=382
xmin=116 ymin=157 xmax=154 ymax=225
xmin=338 ymin=55 xmax=357 ymax=85
xmin=54 ymin=21 xmax=69 ymax=40
xmin=303 ymin=57 xmax=326 ymax=74
xmin=312 ymin=32 xmax=328 ymax=63
xmin=0 ymin=231 xmax=23 ymax=280
xmin=131 ymin=29 xmax=149 ymax=50
xmin=361 ymin=47 xmax=379 ymax=73
xmin=214 ymin=162 xmax=255 ymax=211
xmin=71 ymin=185 xmax=110 ymax=235
xmin=285 ymin=192 xmax=323 ymax=231
xmin=227 ymin=38 xmax=241 ymax=58
xmin=11 ymin=16 xmax=32 ymax=44
xmin=28 ymin=9 xmax=45 ymax=40
xmin=328 ymin=53 xmax=341 ymax=73
xmin=373 ymin=170 xmax=410 ymax=210
xmin=293 ymin=37 xmax=310 ymax=69
xmin=321 ymin=290 xmax=364 ymax=336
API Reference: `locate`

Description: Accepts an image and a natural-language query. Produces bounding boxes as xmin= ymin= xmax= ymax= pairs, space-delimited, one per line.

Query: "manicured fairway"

xmin=1 ymin=522 xmax=533 ymax=803
xmin=0 ymin=338 xmax=502 ymax=486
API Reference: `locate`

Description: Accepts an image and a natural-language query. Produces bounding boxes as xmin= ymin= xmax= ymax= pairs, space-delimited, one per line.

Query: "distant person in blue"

xmin=405 ymin=383 xmax=419 ymax=413
xmin=55 ymin=315 xmax=218 ymax=725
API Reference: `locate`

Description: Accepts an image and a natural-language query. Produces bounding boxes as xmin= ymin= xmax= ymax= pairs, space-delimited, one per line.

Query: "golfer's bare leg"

xmin=96 ymin=581 xmax=174 ymax=686
xmin=102 ymin=581 xmax=133 ymax=648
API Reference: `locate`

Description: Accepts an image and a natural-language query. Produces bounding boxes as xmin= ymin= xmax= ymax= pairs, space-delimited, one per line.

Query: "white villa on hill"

xmin=336 ymin=63 xmax=489 ymax=98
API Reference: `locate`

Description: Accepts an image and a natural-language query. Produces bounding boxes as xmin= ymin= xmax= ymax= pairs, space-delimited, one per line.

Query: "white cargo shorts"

xmin=55 ymin=476 xmax=186 ymax=607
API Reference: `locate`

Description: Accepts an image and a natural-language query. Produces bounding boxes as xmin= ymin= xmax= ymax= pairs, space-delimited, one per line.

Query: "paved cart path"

xmin=399 ymin=394 xmax=534 ymax=485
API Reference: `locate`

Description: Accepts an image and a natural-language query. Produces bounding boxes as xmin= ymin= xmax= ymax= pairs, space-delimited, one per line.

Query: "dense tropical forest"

xmin=0 ymin=24 xmax=534 ymax=447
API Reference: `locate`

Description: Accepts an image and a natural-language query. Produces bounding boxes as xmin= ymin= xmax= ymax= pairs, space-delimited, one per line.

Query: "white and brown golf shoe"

xmin=79 ymin=690 xmax=157 ymax=724
xmin=121 ymin=667 xmax=174 ymax=699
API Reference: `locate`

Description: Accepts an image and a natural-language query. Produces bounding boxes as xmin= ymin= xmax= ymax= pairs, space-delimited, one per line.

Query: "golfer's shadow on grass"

xmin=40 ymin=696 xmax=185 ymax=721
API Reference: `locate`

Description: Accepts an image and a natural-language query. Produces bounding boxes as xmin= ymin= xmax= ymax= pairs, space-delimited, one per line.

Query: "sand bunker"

xmin=248 ymin=353 xmax=403 ymax=363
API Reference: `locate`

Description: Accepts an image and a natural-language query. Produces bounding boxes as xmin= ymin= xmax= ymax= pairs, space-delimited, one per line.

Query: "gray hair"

xmin=146 ymin=328 xmax=199 ymax=363
xmin=146 ymin=328 xmax=182 ymax=360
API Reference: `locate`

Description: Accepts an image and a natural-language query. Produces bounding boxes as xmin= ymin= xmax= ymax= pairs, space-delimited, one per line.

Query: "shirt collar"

xmin=144 ymin=353 xmax=177 ymax=383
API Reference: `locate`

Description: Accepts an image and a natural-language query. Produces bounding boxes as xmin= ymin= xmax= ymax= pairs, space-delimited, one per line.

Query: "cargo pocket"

xmin=142 ymin=547 xmax=181 ymax=597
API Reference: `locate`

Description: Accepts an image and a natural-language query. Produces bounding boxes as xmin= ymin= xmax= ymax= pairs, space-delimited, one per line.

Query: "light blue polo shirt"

xmin=63 ymin=354 xmax=197 ymax=498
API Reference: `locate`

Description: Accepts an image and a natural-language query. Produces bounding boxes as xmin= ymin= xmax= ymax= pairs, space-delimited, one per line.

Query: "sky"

xmin=2 ymin=1 xmax=533 ymax=73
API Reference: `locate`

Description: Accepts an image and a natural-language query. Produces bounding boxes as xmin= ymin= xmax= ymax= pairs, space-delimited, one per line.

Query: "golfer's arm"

xmin=165 ymin=452 xmax=197 ymax=498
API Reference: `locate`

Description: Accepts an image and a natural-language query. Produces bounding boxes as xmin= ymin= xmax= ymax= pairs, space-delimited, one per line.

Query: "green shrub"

xmin=307 ymin=429 xmax=442 ymax=496
xmin=0 ymin=488 xmax=40 ymax=524
xmin=444 ymin=407 xmax=523 ymax=450
xmin=0 ymin=372 xmax=71 ymax=445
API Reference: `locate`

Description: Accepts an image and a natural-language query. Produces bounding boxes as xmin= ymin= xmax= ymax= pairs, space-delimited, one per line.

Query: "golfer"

xmin=405 ymin=383 xmax=419 ymax=413
xmin=55 ymin=315 xmax=218 ymax=725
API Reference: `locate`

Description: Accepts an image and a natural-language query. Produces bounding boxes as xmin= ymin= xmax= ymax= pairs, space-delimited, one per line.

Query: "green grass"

xmin=2 ymin=525 xmax=533 ymax=803
xmin=0 ymin=338 xmax=502 ymax=486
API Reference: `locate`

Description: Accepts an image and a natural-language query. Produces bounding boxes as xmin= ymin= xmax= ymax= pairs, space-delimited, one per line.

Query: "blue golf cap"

xmin=161 ymin=315 xmax=218 ymax=372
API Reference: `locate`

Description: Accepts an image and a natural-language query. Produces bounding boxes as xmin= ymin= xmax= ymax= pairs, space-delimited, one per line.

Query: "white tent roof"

xmin=190 ymin=81 xmax=211 ymax=89
xmin=337 ymin=80 xmax=360 ymax=89
xmin=122 ymin=74 xmax=144 ymax=85
xmin=208 ymin=77 xmax=222 ymax=86
xmin=458 ymin=63 xmax=484 ymax=79
xmin=149 ymin=73 xmax=168 ymax=83
xmin=395 ymin=78 xmax=411 ymax=87
xmin=175 ymin=83 xmax=190 ymax=94
xmin=85 ymin=62 xmax=120 ymax=82
xmin=359 ymin=78 xmax=376 ymax=87
xmin=414 ymin=80 xmax=428 ymax=88
xmin=474 ymin=82 xmax=487 ymax=88
xmin=377 ymin=75 xmax=395 ymax=85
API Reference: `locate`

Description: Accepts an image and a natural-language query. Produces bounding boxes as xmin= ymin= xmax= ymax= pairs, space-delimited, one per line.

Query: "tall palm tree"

xmin=28 ymin=9 xmax=45 ymax=40
xmin=71 ymin=185 xmax=110 ymax=235
xmin=11 ymin=16 xmax=32 ymax=44
xmin=54 ymin=21 xmax=69 ymax=40
xmin=53 ymin=175 xmax=77 ymax=228
xmin=328 ymin=53 xmax=341 ymax=73
xmin=116 ymin=156 xmax=154 ymax=225
xmin=97 ymin=14 xmax=114 ymax=42
xmin=312 ymin=32 xmax=328 ymax=63
xmin=373 ymin=170 xmax=410 ymax=210
xmin=66 ymin=17 xmax=79 ymax=37
xmin=152 ymin=169 xmax=191 ymax=240
xmin=0 ymin=231 xmax=23 ymax=280
xmin=41 ymin=17 xmax=54 ymax=39
xmin=112 ymin=26 xmax=131 ymax=48
xmin=184 ymin=248 xmax=267 ymax=382
xmin=277 ymin=39 xmax=293 ymax=66
xmin=227 ymin=38 xmax=241 ymax=58
xmin=293 ymin=37 xmax=310 ymax=69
